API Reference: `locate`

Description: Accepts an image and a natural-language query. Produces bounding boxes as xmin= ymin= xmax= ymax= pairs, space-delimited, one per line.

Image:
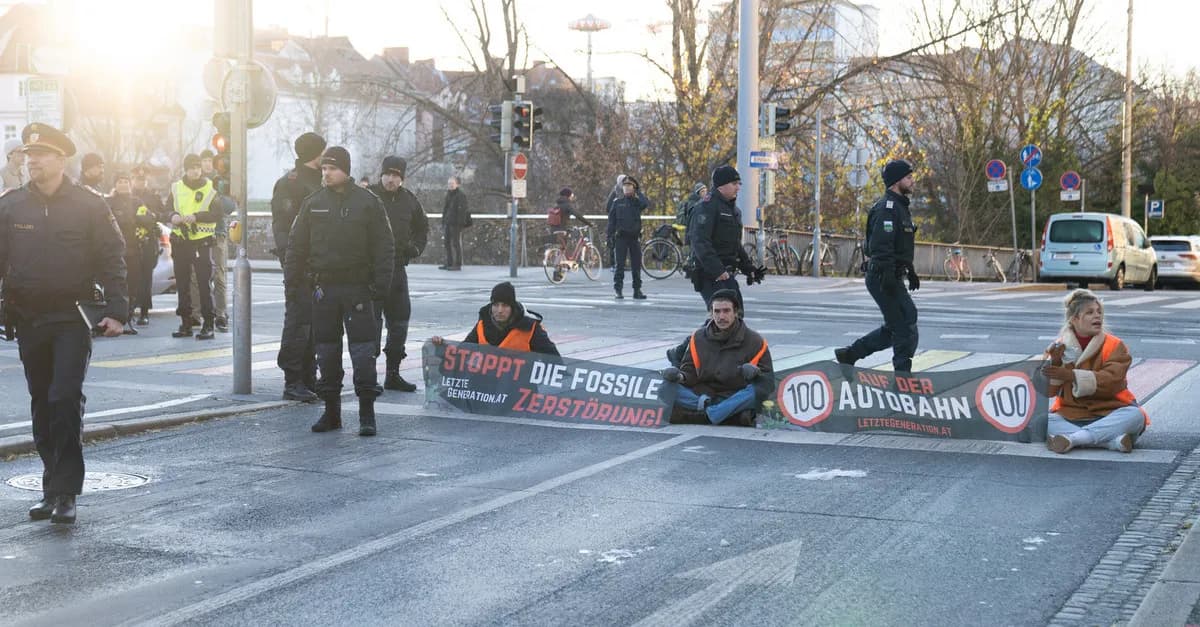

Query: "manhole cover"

xmin=5 ymin=472 xmax=150 ymax=493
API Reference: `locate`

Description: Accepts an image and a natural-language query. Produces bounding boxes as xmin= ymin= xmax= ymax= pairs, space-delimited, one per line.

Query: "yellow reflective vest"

xmin=171 ymin=179 xmax=217 ymax=240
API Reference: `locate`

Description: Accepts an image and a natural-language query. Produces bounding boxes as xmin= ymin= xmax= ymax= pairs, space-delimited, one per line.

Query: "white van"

xmin=1039 ymin=212 xmax=1158 ymax=290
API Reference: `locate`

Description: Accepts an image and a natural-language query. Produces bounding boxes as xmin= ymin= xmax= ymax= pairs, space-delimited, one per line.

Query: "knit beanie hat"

xmin=321 ymin=146 xmax=352 ymax=175
xmin=882 ymin=159 xmax=913 ymax=188
xmin=490 ymin=281 xmax=518 ymax=309
xmin=381 ymin=155 xmax=407 ymax=177
xmin=294 ymin=132 xmax=327 ymax=162
xmin=183 ymin=153 xmax=201 ymax=170
xmin=711 ymin=165 xmax=740 ymax=188
xmin=559 ymin=187 xmax=573 ymax=198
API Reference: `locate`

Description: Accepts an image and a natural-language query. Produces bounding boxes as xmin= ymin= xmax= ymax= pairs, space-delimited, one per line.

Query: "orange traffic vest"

xmin=1050 ymin=333 xmax=1148 ymax=425
xmin=689 ymin=331 xmax=768 ymax=372
xmin=475 ymin=320 xmax=536 ymax=352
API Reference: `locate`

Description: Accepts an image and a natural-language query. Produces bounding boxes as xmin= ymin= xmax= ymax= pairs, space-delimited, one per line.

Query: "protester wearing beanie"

xmin=835 ymin=158 xmax=921 ymax=373
xmin=430 ymin=281 xmax=560 ymax=356
xmin=284 ymin=144 xmax=396 ymax=437
xmin=272 ymin=132 xmax=327 ymax=404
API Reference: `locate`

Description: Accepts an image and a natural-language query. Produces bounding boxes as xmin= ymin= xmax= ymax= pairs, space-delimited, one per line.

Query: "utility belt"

xmin=4 ymin=290 xmax=83 ymax=316
xmin=310 ymin=268 xmax=370 ymax=286
xmin=867 ymin=259 xmax=912 ymax=276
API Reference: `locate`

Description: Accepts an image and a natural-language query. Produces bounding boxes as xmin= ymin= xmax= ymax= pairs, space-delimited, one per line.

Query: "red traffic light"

xmin=212 ymin=133 xmax=228 ymax=153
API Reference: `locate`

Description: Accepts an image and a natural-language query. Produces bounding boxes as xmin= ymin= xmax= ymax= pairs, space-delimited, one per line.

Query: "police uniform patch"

xmin=698 ymin=213 xmax=708 ymax=225
xmin=886 ymin=200 xmax=894 ymax=209
xmin=883 ymin=220 xmax=894 ymax=232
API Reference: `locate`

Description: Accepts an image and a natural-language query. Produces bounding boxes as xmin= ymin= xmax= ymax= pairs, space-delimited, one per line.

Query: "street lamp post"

xmin=568 ymin=14 xmax=611 ymax=92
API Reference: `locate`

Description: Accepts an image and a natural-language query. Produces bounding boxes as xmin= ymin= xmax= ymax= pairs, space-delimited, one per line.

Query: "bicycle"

xmin=801 ymin=229 xmax=839 ymax=276
xmin=984 ymin=249 xmax=1006 ymax=282
xmin=641 ymin=223 xmax=687 ymax=280
xmin=542 ymin=226 xmax=602 ymax=284
xmin=1005 ymin=248 xmax=1035 ymax=283
xmin=844 ymin=229 xmax=865 ymax=277
xmin=943 ymin=244 xmax=972 ymax=282
xmin=742 ymin=225 xmax=802 ymax=275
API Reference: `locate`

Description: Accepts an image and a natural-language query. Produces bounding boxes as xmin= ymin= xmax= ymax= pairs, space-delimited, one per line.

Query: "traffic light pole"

xmin=508 ymin=78 xmax=525 ymax=278
xmin=223 ymin=0 xmax=253 ymax=395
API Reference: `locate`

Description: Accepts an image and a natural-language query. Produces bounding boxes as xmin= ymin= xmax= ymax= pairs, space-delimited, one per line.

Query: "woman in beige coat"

xmin=1042 ymin=289 xmax=1148 ymax=454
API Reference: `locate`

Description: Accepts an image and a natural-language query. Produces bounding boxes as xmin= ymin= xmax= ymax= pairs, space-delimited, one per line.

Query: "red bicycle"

xmin=542 ymin=226 xmax=603 ymax=284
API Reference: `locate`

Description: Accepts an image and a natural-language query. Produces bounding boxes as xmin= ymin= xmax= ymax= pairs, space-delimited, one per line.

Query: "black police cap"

xmin=21 ymin=123 xmax=76 ymax=157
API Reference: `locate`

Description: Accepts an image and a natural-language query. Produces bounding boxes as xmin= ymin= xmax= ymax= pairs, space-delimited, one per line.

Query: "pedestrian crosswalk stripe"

xmin=772 ymin=348 xmax=834 ymax=371
xmin=967 ymin=292 xmax=1039 ymax=301
xmin=874 ymin=349 xmax=972 ymax=372
xmin=1164 ymin=299 xmax=1200 ymax=309
xmin=92 ymin=342 xmax=281 ymax=368
xmin=1103 ymin=295 xmax=1174 ymax=307
xmin=1128 ymin=359 xmax=1196 ymax=402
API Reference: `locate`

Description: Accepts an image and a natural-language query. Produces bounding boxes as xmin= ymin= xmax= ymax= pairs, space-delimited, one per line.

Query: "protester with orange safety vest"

xmin=662 ymin=289 xmax=774 ymax=426
xmin=1041 ymin=289 xmax=1147 ymax=454
xmin=431 ymin=282 xmax=559 ymax=356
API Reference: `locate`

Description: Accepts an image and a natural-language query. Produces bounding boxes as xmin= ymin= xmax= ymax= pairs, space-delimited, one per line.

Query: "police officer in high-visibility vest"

xmin=836 ymin=159 xmax=920 ymax=372
xmin=430 ymin=282 xmax=560 ymax=356
xmin=165 ymin=153 xmax=218 ymax=340
xmin=285 ymin=146 xmax=395 ymax=436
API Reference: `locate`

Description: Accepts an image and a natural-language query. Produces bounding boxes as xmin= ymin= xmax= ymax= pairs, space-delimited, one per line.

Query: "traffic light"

xmin=764 ymin=103 xmax=792 ymax=136
xmin=211 ymin=111 xmax=230 ymax=154
xmin=511 ymin=102 xmax=543 ymax=149
xmin=488 ymin=101 xmax=512 ymax=150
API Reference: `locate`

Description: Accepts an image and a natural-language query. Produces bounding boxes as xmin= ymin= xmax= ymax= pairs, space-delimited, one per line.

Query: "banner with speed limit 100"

xmin=766 ymin=361 xmax=1049 ymax=442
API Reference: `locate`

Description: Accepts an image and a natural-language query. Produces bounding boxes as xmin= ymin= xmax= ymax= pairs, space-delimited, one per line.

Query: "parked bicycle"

xmin=1005 ymin=248 xmax=1035 ymax=283
xmin=943 ymin=244 xmax=972 ymax=281
xmin=542 ymin=226 xmax=602 ymax=284
xmin=984 ymin=248 xmax=1005 ymax=282
xmin=844 ymin=229 xmax=865 ymax=277
xmin=741 ymin=225 xmax=802 ymax=276
xmin=801 ymin=229 xmax=839 ymax=276
xmin=641 ymin=223 xmax=687 ymax=280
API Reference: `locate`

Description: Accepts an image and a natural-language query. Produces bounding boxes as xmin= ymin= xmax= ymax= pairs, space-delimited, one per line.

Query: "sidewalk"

xmin=1130 ymin=513 xmax=1200 ymax=626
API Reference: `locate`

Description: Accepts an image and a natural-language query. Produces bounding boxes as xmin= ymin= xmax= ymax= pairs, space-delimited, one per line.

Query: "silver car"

xmin=1150 ymin=235 xmax=1200 ymax=287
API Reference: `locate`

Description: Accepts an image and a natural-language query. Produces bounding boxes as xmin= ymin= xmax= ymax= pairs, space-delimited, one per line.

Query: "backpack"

xmin=547 ymin=205 xmax=564 ymax=227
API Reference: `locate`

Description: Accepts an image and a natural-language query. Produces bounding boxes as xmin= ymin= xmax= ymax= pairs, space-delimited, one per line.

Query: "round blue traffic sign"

xmin=1021 ymin=167 xmax=1043 ymax=191
xmin=1060 ymin=170 xmax=1080 ymax=190
xmin=1020 ymin=144 xmax=1042 ymax=168
xmin=985 ymin=159 xmax=1007 ymax=180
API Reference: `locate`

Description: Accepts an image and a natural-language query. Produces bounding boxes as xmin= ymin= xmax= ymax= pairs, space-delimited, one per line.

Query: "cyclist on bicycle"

xmin=554 ymin=187 xmax=593 ymax=228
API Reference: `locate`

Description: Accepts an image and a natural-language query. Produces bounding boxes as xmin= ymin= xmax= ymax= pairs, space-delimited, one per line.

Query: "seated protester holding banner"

xmin=1041 ymin=288 xmax=1147 ymax=454
xmin=662 ymin=289 xmax=773 ymax=426
xmin=431 ymin=281 xmax=559 ymax=356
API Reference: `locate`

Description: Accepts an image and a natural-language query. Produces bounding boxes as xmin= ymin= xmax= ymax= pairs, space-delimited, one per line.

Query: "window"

xmin=1048 ymin=220 xmax=1103 ymax=243
xmin=1152 ymin=240 xmax=1192 ymax=252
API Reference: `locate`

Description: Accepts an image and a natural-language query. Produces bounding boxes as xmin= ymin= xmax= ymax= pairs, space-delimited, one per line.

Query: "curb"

xmin=995 ymin=283 xmax=1067 ymax=293
xmin=1129 ymin=513 xmax=1200 ymax=626
xmin=0 ymin=400 xmax=295 ymax=457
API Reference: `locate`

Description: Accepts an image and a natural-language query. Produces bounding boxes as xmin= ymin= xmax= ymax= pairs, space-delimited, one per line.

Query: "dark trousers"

xmin=699 ymin=275 xmax=741 ymax=307
xmin=444 ymin=227 xmax=463 ymax=268
xmin=134 ymin=240 xmax=157 ymax=314
xmin=312 ymin=283 xmax=381 ymax=399
xmin=374 ymin=264 xmax=411 ymax=369
xmin=613 ymin=233 xmax=642 ymax=291
xmin=172 ymin=237 xmax=214 ymax=321
xmin=277 ymin=277 xmax=316 ymax=388
xmin=848 ymin=267 xmax=919 ymax=372
xmin=18 ymin=319 xmax=91 ymax=497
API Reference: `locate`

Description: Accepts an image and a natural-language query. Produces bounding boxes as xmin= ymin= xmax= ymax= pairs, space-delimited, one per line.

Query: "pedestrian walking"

xmin=165 ymin=154 xmax=219 ymax=341
xmin=369 ymin=156 xmax=429 ymax=392
xmin=835 ymin=159 xmax=921 ymax=372
xmin=285 ymin=146 xmax=394 ymax=436
xmin=1 ymin=138 xmax=27 ymax=190
xmin=272 ymin=132 xmax=325 ymax=402
xmin=440 ymin=176 xmax=469 ymax=270
xmin=0 ymin=123 xmax=128 ymax=524
xmin=1041 ymin=289 xmax=1148 ymax=454
xmin=688 ymin=165 xmax=764 ymax=306
xmin=80 ymin=152 xmax=104 ymax=192
xmin=607 ymin=175 xmax=649 ymax=300
xmin=106 ymin=172 xmax=155 ymax=335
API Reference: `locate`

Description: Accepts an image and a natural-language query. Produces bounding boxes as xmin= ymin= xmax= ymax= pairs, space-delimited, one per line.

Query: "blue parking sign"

xmin=1148 ymin=199 xmax=1164 ymax=219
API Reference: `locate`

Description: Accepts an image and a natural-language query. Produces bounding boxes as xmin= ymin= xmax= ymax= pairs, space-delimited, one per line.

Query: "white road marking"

xmin=1103 ymin=296 xmax=1173 ymax=307
xmin=1142 ymin=338 xmax=1196 ymax=345
xmin=940 ymin=334 xmax=990 ymax=340
xmin=1164 ymin=299 xmax=1200 ymax=309
xmin=0 ymin=394 xmax=211 ymax=431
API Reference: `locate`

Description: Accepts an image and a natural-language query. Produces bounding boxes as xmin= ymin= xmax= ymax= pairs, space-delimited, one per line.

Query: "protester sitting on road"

xmin=1041 ymin=288 xmax=1147 ymax=454
xmin=431 ymin=282 xmax=559 ymax=356
xmin=661 ymin=289 xmax=774 ymax=426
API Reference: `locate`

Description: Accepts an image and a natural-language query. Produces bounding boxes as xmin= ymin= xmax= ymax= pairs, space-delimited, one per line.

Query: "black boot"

xmin=311 ymin=396 xmax=342 ymax=432
xmin=215 ymin=316 xmax=229 ymax=332
xmin=196 ymin=319 xmax=215 ymax=340
xmin=384 ymin=369 xmax=417 ymax=392
xmin=171 ymin=318 xmax=193 ymax=338
xmin=29 ymin=495 xmax=55 ymax=521
xmin=283 ymin=381 xmax=319 ymax=403
xmin=834 ymin=347 xmax=857 ymax=366
xmin=614 ymin=287 xmax=624 ymax=299
xmin=358 ymin=397 xmax=377 ymax=436
xmin=136 ymin=312 xmax=150 ymax=326
xmin=633 ymin=289 xmax=647 ymax=300
xmin=50 ymin=495 xmax=76 ymax=524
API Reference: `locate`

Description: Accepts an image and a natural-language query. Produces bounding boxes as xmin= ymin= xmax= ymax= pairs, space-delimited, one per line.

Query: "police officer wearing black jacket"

xmin=836 ymin=159 xmax=920 ymax=372
xmin=0 ymin=123 xmax=127 ymax=524
xmin=688 ymin=165 xmax=765 ymax=306
xmin=607 ymin=175 xmax=649 ymax=300
xmin=272 ymin=132 xmax=325 ymax=402
xmin=369 ymin=156 xmax=428 ymax=392
xmin=285 ymin=146 xmax=394 ymax=436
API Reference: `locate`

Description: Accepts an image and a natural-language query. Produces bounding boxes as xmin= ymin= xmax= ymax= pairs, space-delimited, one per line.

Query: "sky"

xmin=41 ymin=0 xmax=1200 ymax=102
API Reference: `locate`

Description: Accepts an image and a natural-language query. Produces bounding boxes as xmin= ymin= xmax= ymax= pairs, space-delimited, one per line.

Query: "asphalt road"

xmin=0 ymin=263 xmax=1198 ymax=626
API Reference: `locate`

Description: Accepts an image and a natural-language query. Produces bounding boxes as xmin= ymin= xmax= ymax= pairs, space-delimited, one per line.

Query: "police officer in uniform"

xmin=272 ymin=132 xmax=326 ymax=402
xmin=130 ymin=165 xmax=164 ymax=326
xmin=165 ymin=154 xmax=219 ymax=340
xmin=369 ymin=156 xmax=428 ymax=392
xmin=285 ymin=146 xmax=394 ymax=436
xmin=836 ymin=159 xmax=920 ymax=372
xmin=0 ymin=123 xmax=127 ymax=524
xmin=687 ymin=165 xmax=765 ymax=306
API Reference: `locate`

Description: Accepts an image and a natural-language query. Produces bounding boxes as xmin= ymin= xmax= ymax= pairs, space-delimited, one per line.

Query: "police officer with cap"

xmin=836 ymin=159 xmax=920 ymax=372
xmin=687 ymin=164 xmax=765 ymax=306
xmin=0 ymin=123 xmax=127 ymax=524
xmin=285 ymin=146 xmax=394 ymax=436
xmin=272 ymin=131 xmax=326 ymax=402
xmin=369 ymin=156 xmax=428 ymax=392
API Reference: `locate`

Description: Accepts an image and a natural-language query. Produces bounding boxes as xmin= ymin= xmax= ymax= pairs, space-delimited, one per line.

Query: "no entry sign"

xmin=512 ymin=152 xmax=528 ymax=180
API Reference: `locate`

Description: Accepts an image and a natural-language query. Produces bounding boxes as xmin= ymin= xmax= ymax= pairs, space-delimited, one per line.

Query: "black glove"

xmin=662 ymin=367 xmax=684 ymax=383
xmin=739 ymin=363 xmax=760 ymax=381
xmin=752 ymin=265 xmax=767 ymax=284
xmin=405 ymin=244 xmax=421 ymax=259
xmin=906 ymin=266 xmax=921 ymax=292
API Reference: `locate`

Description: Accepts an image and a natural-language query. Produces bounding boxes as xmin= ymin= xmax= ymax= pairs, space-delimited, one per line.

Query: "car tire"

xmin=1109 ymin=266 xmax=1125 ymax=291
xmin=1144 ymin=267 xmax=1157 ymax=292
